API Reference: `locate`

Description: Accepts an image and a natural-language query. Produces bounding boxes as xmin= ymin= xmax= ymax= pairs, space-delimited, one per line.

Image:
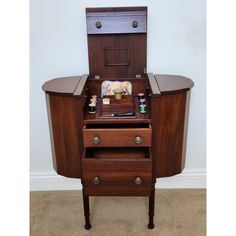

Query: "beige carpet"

xmin=30 ymin=189 xmax=206 ymax=236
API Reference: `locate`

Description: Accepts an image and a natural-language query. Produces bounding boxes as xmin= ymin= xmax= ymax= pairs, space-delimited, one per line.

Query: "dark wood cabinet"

xmin=42 ymin=7 xmax=193 ymax=230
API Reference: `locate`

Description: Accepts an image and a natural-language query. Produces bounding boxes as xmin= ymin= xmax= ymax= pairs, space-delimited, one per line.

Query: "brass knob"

xmin=95 ymin=21 xmax=102 ymax=29
xmin=132 ymin=20 xmax=138 ymax=28
xmin=134 ymin=177 xmax=142 ymax=185
xmin=135 ymin=136 xmax=142 ymax=144
xmin=93 ymin=136 xmax=100 ymax=144
xmin=92 ymin=176 xmax=100 ymax=185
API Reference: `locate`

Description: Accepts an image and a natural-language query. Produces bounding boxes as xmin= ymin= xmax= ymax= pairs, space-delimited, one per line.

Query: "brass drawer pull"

xmin=134 ymin=177 xmax=142 ymax=185
xmin=93 ymin=136 xmax=100 ymax=144
xmin=132 ymin=20 xmax=138 ymax=28
xmin=95 ymin=21 xmax=102 ymax=29
xmin=92 ymin=176 xmax=100 ymax=185
xmin=135 ymin=136 xmax=142 ymax=144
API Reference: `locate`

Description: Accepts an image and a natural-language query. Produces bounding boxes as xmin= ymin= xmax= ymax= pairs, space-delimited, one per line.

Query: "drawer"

xmin=82 ymin=148 xmax=152 ymax=196
xmin=83 ymin=124 xmax=152 ymax=147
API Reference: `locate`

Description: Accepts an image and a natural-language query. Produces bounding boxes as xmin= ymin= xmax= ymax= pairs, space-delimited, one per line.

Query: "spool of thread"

xmin=88 ymin=103 xmax=96 ymax=114
xmin=138 ymin=99 xmax=146 ymax=105
xmin=90 ymin=98 xmax=96 ymax=106
xmin=92 ymin=95 xmax=97 ymax=101
xmin=102 ymin=98 xmax=110 ymax=104
xmin=138 ymin=93 xmax=145 ymax=101
xmin=140 ymin=104 xmax=146 ymax=113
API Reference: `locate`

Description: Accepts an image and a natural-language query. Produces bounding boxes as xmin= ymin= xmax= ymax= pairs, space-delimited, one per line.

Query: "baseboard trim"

xmin=30 ymin=168 xmax=206 ymax=191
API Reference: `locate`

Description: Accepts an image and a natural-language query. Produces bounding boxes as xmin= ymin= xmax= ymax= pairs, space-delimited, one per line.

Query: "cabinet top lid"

xmin=86 ymin=7 xmax=147 ymax=78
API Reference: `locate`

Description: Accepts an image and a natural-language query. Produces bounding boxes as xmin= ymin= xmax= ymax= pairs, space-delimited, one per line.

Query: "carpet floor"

xmin=30 ymin=189 xmax=206 ymax=236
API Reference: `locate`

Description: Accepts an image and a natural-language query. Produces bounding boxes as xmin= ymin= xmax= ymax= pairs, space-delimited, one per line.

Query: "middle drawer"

xmin=83 ymin=123 xmax=152 ymax=147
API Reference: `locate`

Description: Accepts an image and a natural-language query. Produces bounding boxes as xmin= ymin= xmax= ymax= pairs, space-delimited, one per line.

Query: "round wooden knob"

xmin=92 ymin=176 xmax=100 ymax=185
xmin=135 ymin=136 xmax=142 ymax=144
xmin=95 ymin=21 xmax=102 ymax=29
xmin=93 ymin=136 xmax=100 ymax=144
xmin=134 ymin=177 xmax=142 ymax=185
xmin=132 ymin=20 xmax=138 ymax=28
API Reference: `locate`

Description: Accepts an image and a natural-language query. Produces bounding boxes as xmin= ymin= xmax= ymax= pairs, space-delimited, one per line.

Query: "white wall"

xmin=30 ymin=0 xmax=206 ymax=190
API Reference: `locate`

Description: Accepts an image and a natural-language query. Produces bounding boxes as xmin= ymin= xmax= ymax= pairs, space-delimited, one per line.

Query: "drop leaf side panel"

xmin=47 ymin=93 xmax=84 ymax=178
xmin=151 ymin=91 xmax=188 ymax=178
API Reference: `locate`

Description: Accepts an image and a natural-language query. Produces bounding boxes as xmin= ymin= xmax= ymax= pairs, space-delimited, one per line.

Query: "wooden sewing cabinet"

xmin=42 ymin=7 xmax=194 ymax=230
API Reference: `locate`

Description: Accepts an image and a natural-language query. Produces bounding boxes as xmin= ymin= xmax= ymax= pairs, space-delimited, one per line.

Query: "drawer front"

xmin=82 ymin=158 xmax=152 ymax=196
xmin=83 ymin=125 xmax=152 ymax=147
xmin=86 ymin=12 xmax=147 ymax=34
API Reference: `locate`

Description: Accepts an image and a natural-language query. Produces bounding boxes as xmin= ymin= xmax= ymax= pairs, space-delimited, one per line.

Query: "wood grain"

xmin=86 ymin=13 xmax=146 ymax=35
xmin=147 ymin=73 xmax=161 ymax=96
xmin=42 ymin=76 xmax=81 ymax=94
xmin=82 ymin=158 xmax=152 ymax=172
xmin=73 ymin=74 xmax=89 ymax=96
xmin=87 ymin=34 xmax=147 ymax=78
xmin=155 ymin=74 xmax=194 ymax=94
xmin=84 ymin=147 xmax=150 ymax=160
xmin=86 ymin=7 xmax=148 ymax=13
xmin=82 ymin=154 xmax=152 ymax=196
xmin=83 ymin=185 xmax=151 ymax=196
xmin=46 ymin=94 xmax=85 ymax=178
xmin=83 ymin=125 xmax=152 ymax=147
xmin=152 ymin=91 xmax=188 ymax=177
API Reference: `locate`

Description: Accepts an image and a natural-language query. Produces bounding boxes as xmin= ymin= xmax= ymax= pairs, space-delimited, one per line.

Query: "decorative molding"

xmin=30 ymin=168 xmax=206 ymax=191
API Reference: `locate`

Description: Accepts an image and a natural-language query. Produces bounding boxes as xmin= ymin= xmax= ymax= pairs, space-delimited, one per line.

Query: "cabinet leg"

xmin=83 ymin=190 xmax=91 ymax=230
xmin=148 ymin=187 xmax=155 ymax=229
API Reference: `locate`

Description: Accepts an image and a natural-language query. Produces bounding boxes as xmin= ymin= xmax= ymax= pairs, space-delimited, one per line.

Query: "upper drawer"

xmin=83 ymin=124 xmax=152 ymax=147
xmin=86 ymin=11 xmax=147 ymax=34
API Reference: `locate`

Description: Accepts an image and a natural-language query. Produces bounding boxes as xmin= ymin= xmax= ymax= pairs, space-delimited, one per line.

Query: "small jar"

xmin=113 ymin=88 xmax=123 ymax=100
xmin=88 ymin=103 xmax=96 ymax=114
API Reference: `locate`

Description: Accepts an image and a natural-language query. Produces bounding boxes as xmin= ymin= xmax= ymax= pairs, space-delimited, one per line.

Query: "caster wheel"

xmin=148 ymin=223 xmax=155 ymax=229
xmin=84 ymin=224 xmax=91 ymax=230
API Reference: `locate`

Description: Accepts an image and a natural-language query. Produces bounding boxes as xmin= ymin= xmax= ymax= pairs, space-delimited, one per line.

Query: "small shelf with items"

xmin=84 ymin=78 xmax=151 ymax=123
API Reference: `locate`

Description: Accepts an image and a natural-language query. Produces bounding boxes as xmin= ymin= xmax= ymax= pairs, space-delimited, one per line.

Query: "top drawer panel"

xmin=83 ymin=124 xmax=152 ymax=147
xmin=86 ymin=11 xmax=147 ymax=34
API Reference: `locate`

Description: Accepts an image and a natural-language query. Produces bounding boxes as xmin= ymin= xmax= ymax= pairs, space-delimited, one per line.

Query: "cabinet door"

xmin=43 ymin=75 xmax=88 ymax=178
xmin=151 ymin=90 xmax=191 ymax=178
xmin=149 ymin=74 xmax=193 ymax=178
xmin=46 ymin=94 xmax=84 ymax=178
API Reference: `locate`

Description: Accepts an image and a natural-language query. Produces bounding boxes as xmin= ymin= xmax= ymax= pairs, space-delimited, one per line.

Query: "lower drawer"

xmin=82 ymin=148 xmax=152 ymax=196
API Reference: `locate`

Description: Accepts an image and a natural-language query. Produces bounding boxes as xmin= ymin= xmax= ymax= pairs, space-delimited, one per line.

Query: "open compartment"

xmin=83 ymin=147 xmax=151 ymax=160
xmin=85 ymin=123 xmax=150 ymax=129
